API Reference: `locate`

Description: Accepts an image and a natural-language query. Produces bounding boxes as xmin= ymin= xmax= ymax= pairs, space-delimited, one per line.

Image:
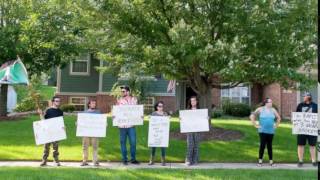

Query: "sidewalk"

xmin=0 ymin=161 xmax=317 ymax=170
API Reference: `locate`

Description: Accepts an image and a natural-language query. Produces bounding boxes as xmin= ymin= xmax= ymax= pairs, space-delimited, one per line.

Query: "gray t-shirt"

xmin=151 ymin=111 xmax=168 ymax=116
xmin=84 ymin=109 xmax=102 ymax=114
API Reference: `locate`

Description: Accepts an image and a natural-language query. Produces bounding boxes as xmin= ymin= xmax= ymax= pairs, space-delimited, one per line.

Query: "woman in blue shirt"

xmin=250 ymin=98 xmax=281 ymax=166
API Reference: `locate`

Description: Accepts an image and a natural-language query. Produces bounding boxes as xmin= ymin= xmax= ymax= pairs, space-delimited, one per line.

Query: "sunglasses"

xmin=158 ymin=105 xmax=163 ymax=107
xmin=121 ymin=91 xmax=127 ymax=93
xmin=54 ymin=100 xmax=61 ymax=102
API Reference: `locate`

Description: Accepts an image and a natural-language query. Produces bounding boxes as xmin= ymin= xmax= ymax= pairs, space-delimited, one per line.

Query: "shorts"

xmin=297 ymin=135 xmax=317 ymax=146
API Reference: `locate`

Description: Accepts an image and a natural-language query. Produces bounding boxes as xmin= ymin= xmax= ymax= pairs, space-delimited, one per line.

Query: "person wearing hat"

xmin=115 ymin=86 xmax=140 ymax=165
xmin=296 ymin=92 xmax=318 ymax=167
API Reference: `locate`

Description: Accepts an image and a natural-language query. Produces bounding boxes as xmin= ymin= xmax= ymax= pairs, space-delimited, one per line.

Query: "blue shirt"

xmin=258 ymin=107 xmax=276 ymax=134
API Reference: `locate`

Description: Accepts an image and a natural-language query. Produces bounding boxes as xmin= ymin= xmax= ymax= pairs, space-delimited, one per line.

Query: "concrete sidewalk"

xmin=0 ymin=161 xmax=317 ymax=170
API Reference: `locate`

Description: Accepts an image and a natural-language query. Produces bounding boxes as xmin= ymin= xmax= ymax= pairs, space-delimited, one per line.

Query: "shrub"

xmin=15 ymin=98 xmax=48 ymax=112
xmin=60 ymin=104 xmax=76 ymax=112
xmin=212 ymin=108 xmax=223 ymax=118
xmin=222 ymin=100 xmax=251 ymax=117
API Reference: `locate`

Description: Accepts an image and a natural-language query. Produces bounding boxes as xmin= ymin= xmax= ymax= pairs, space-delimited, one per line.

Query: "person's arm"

xmin=250 ymin=108 xmax=261 ymax=128
xmin=273 ymin=108 xmax=281 ymax=128
xmin=296 ymin=103 xmax=301 ymax=112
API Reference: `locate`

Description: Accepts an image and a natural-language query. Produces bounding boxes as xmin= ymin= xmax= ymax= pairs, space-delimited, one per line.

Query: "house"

xmin=55 ymin=53 xmax=318 ymax=118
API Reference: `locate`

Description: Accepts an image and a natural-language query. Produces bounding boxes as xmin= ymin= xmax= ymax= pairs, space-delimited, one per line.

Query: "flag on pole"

xmin=0 ymin=58 xmax=29 ymax=85
xmin=167 ymin=80 xmax=176 ymax=93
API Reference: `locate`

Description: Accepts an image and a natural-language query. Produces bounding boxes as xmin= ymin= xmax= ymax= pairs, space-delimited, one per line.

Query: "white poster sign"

xmin=112 ymin=105 xmax=144 ymax=126
xmin=291 ymin=112 xmax=317 ymax=136
xmin=76 ymin=113 xmax=107 ymax=137
xmin=179 ymin=109 xmax=209 ymax=133
xmin=148 ymin=116 xmax=170 ymax=147
xmin=33 ymin=116 xmax=66 ymax=145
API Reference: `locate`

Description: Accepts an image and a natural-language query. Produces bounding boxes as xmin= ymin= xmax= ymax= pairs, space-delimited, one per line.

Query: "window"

xmin=70 ymin=53 xmax=90 ymax=75
xmin=69 ymin=97 xmax=87 ymax=111
xmin=141 ymin=97 xmax=155 ymax=112
xmin=221 ymin=84 xmax=250 ymax=104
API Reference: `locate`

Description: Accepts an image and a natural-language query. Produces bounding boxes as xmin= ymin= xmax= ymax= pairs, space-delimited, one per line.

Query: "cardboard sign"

xmin=76 ymin=113 xmax=107 ymax=137
xmin=291 ymin=112 xmax=317 ymax=136
xmin=179 ymin=109 xmax=209 ymax=133
xmin=112 ymin=105 xmax=144 ymax=126
xmin=148 ymin=116 xmax=170 ymax=147
xmin=33 ymin=116 xmax=66 ymax=145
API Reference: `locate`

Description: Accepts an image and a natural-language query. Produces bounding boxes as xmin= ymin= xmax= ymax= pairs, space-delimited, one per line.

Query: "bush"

xmin=212 ymin=108 xmax=223 ymax=118
xmin=60 ymin=104 xmax=76 ymax=112
xmin=222 ymin=101 xmax=251 ymax=117
xmin=15 ymin=98 xmax=48 ymax=112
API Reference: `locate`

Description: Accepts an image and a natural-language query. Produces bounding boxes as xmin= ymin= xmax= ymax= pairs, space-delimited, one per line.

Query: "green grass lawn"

xmin=0 ymin=167 xmax=316 ymax=180
xmin=0 ymin=115 xmax=311 ymax=163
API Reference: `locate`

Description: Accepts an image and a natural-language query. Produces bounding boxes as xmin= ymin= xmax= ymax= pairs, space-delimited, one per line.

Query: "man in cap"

xmin=296 ymin=92 xmax=318 ymax=167
xmin=115 ymin=86 xmax=140 ymax=165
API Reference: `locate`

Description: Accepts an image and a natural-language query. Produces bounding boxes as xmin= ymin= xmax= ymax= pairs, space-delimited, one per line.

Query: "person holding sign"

xmin=148 ymin=101 xmax=168 ymax=166
xmin=184 ymin=96 xmax=201 ymax=166
xmin=40 ymin=96 xmax=64 ymax=167
xmin=78 ymin=99 xmax=102 ymax=167
xmin=115 ymin=86 xmax=140 ymax=165
xmin=250 ymin=98 xmax=281 ymax=167
xmin=296 ymin=92 xmax=318 ymax=167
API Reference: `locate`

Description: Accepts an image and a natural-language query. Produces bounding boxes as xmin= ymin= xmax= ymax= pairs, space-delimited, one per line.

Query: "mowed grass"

xmin=0 ymin=115 xmax=312 ymax=163
xmin=0 ymin=167 xmax=316 ymax=180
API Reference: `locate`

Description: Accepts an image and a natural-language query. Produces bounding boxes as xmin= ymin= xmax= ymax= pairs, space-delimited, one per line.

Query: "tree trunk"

xmin=0 ymin=84 xmax=8 ymax=117
xmin=197 ymin=86 xmax=213 ymax=129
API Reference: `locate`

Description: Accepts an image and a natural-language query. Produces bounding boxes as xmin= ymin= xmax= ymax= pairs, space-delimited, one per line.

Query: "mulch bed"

xmin=170 ymin=127 xmax=244 ymax=141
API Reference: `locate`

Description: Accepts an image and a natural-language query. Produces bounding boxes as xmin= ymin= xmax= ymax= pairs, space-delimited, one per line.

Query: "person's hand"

xmin=75 ymin=121 xmax=77 ymax=126
xmin=141 ymin=116 xmax=144 ymax=119
xmin=254 ymin=124 xmax=260 ymax=129
xmin=62 ymin=126 xmax=66 ymax=131
xmin=274 ymin=124 xmax=279 ymax=128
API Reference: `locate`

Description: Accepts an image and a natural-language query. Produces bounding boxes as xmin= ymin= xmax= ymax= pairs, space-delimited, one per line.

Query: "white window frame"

xmin=69 ymin=97 xmax=87 ymax=111
xmin=142 ymin=97 xmax=155 ymax=111
xmin=70 ymin=53 xmax=91 ymax=76
xmin=221 ymin=84 xmax=251 ymax=105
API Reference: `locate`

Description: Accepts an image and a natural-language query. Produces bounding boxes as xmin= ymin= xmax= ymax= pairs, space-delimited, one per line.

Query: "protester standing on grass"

xmin=114 ymin=86 xmax=140 ymax=165
xmin=250 ymin=98 xmax=281 ymax=167
xmin=295 ymin=92 xmax=318 ymax=167
xmin=184 ymin=96 xmax=201 ymax=166
xmin=40 ymin=96 xmax=64 ymax=167
xmin=78 ymin=99 xmax=102 ymax=167
xmin=148 ymin=101 xmax=168 ymax=166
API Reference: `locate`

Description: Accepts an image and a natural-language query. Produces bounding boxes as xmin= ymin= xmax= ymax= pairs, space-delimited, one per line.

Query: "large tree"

xmin=0 ymin=0 xmax=85 ymax=116
xmin=84 ymin=0 xmax=316 ymax=118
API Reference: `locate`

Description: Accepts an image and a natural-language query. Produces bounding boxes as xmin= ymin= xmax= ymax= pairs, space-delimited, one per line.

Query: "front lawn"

xmin=0 ymin=115 xmax=310 ymax=163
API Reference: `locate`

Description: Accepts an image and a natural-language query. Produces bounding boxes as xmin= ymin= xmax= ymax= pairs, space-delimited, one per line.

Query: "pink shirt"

xmin=116 ymin=96 xmax=138 ymax=128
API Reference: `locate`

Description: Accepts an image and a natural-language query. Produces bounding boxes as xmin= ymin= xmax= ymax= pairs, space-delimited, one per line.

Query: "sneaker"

xmin=257 ymin=159 xmax=262 ymax=167
xmin=185 ymin=161 xmax=191 ymax=166
xmin=122 ymin=161 xmax=128 ymax=165
xmin=131 ymin=160 xmax=140 ymax=165
xmin=40 ymin=161 xmax=47 ymax=167
xmin=297 ymin=161 xmax=303 ymax=167
xmin=80 ymin=162 xmax=89 ymax=166
xmin=55 ymin=162 xmax=61 ymax=166
xmin=94 ymin=162 xmax=100 ymax=167
xmin=312 ymin=162 xmax=317 ymax=167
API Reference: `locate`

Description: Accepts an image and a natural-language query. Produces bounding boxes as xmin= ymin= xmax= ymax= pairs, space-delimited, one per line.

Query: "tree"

xmin=0 ymin=0 xmax=86 ymax=116
xmin=83 ymin=0 xmax=316 ymax=121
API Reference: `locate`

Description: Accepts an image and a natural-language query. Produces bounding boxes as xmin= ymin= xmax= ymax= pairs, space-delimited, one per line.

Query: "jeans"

xmin=151 ymin=147 xmax=166 ymax=157
xmin=119 ymin=127 xmax=136 ymax=161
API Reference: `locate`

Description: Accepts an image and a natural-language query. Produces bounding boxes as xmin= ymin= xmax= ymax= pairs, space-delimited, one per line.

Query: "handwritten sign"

xmin=148 ymin=116 xmax=170 ymax=147
xmin=179 ymin=109 xmax=210 ymax=133
xmin=291 ymin=112 xmax=317 ymax=136
xmin=33 ymin=116 xmax=66 ymax=145
xmin=112 ymin=105 xmax=144 ymax=126
xmin=76 ymin=113 xmax=107 ymax=137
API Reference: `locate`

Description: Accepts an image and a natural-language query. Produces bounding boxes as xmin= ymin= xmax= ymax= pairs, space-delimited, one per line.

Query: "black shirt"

xmin=296 ymin=102 xmax=318 ymax=113
xmin=44 ymin=108 xmax=64 ymax=119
